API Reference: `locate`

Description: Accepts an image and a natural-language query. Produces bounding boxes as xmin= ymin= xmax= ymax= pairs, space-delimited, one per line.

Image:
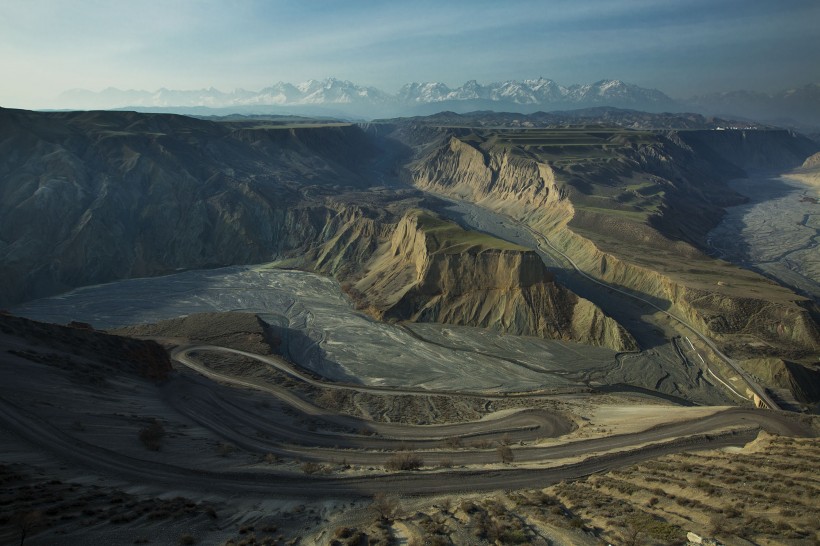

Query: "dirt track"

xmin=1 ymin=340 xmax=812 ymax=501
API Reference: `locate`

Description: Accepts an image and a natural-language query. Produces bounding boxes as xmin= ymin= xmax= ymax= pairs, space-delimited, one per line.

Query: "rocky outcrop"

xmin=554 ymin=227 xmax=820 ymax=354
xmin=800 ymin=151 xmax=820 ymax=169
xmin=784 ymin=151 xmax=820 ymax=188
xmin=409 ymin=137 xmax=569 ymax=225
xmin=113 ymin=312 xmax=275 ymax=356
xmin=351 ymin=211 xmax=636 ymax=351
xmin=739 ymin=357 xmax=820 ymax=404
xmin=672 ymin=129 xmax=818 ymax=171
xmin=404 ymin=129 xmax=820 ymax=359
xmin=0 ymin=314 xmax=173 ymax=381
xmin=0 ymin=108 xmax=381 ymax=306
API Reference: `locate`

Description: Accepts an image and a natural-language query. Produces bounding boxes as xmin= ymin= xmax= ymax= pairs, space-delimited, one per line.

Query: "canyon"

xmin=2 ymin=105 xmax=819 ymax=545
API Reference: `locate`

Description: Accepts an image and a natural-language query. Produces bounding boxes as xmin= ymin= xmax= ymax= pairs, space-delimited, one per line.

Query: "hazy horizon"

xmin=2 ymin=0 xmax=819 ymax=110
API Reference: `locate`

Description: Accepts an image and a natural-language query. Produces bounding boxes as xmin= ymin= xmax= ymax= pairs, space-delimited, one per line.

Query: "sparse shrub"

xmin=460 ymin=500 xmax=479 ymax=513
xmin=497 ymin=446 xmax=514 ymax=464
xmin=263 ymin=452 xmax=279 ymax=464
xmin=446 ymin=437 xmax=463 ymax=449
xmin=439 ymin=458 xmax=453 ymax=469
xmin=14 ymin=510 xmax=43 ymax=546
xmin=710 ymin=515 xmax=730 ymax=536
xmin=334 ymin=526 xmax=355 ymax=539
xmin=537 ymin=492 xmax=558 ymax=506
xmin=626 ymin=512 xmax=683 ymax=543
xmin=439 ymin=498 xmax=452 ymax=513
xmin=385 ymin=452 xmax=423 ymax=471
xmin=300 ymin=462 xmax=324 ymax=475
xmin=139 ymin=420 xmax=165 ymax=451
xmin=216 ymin=442 xmax=236 ymax=457
xmin=372 ymin=492 xmax=400 ymax=521
xmin=500 ymin=529 xmax=528 ymax=543
xmin=178 ymin=534 xmax=196 ymax=545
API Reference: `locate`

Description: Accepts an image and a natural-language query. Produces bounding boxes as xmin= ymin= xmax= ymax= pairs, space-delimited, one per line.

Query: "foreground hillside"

xmin=1 ymin=313 xmax=816 ymax=545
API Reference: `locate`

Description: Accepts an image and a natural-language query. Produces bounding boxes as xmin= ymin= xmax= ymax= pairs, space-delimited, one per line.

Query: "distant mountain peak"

xmin=52 ymin=78 xmax=820 ymax=125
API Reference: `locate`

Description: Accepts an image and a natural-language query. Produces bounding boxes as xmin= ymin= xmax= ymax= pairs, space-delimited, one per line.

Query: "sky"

xmin=1 ymin=0 xmax=819 ymax=109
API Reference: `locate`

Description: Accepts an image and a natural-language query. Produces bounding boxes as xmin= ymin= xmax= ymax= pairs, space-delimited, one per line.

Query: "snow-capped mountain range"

xmin=396 ymin=78 xmax=670 ymax=106
xmin=56 ymin=78 xmax=820 ymax=126
xmin=57 ymin=78 xmax=673 ymax=113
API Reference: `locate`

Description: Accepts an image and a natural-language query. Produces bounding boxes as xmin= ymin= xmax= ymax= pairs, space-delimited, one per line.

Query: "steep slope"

xmin=350 ymin=211 xmax=636 ymax=351
xmin=672 ymin=129 xmax=819 ymax=171
xmin=2 ymin=108 xmax=639 ymax=356
xmin=402 ymin=127 xmax=820 ymax=360
xmin=0 ymin=313 xmax=172 ymax=382
xmin=0 ymin=108 xmax=379 ymax=306
xmin=784 ymin=151 xmax=820 ymax=188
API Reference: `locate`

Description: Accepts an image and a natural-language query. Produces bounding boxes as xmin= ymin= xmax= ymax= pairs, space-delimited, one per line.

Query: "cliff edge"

xmin=350 ymin=211 xmax=637 ymax=351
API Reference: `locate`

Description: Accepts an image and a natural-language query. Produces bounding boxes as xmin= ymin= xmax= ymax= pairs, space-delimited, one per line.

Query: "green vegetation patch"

xmin=413 ymin=211 xmax=529 ymax=254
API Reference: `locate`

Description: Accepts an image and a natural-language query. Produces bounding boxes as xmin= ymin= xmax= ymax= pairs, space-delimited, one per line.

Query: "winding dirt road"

xmin=156 ymin=345 xmax=812 ymax=493
xmin=0 ymin=339 xmax=812 ymax=502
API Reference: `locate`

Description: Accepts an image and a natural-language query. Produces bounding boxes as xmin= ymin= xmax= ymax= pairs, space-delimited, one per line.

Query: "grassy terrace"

xmin=414 ymin=211 xmax=530 ymax=254
xmin=456 ymin=128 xmax=664 ymax=220
xmin=453 ymin=128 xmax=784 ymax=300
xmin=459 ymin=127 xmax=655 ymax=167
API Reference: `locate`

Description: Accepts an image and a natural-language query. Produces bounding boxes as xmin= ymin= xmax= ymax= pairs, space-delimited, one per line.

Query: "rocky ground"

xmin=322 ymin=432 xmax=819 ymax=546
xmin=708 ymin=172 xmax=820 ymax=301
xmin=2 ymin=312 xmax=815 ymax=545
xmin=11 ymin=267 xmax=733 ymax=405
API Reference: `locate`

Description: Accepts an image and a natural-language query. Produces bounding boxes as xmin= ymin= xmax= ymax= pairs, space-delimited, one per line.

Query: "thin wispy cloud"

xmin=1 ymin=0 xmax=818 ymax=108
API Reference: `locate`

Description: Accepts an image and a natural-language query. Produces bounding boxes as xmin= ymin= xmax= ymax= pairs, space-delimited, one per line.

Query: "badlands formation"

xmin=1 ymin=107 xmax=819 ymax=545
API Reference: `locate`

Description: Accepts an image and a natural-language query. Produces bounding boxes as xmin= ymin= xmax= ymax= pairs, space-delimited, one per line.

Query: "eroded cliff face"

xmin=739 ymin=357 xmax=820 ymax=405
xmin=409 ymin=137 xmax=569 ymax=226
xmin=672 ymin=129 xmax=818 ymax=171
xmin=0 ymin=314 xmax=173 ymax=381
xmin=553 ymin=227 xmax=820 ymax=354
xmin=405 ymin=130 xmax=820 ymax=357
xmin=350 ymin=211 xmax=636 ymax=351
xmin=0 ymin=108 xmax=381 ymax=305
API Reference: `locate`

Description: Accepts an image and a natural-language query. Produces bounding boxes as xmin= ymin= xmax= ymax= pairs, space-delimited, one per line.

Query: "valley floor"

xmin=10 ymin=265 xmax=731 ymax=404
xmin=707 ymin=172 xmax=820 ymax=301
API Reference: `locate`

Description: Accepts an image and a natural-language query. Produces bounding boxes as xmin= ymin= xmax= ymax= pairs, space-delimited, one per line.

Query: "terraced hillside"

xmin=391 ymin=122 xmax=820 ymax=406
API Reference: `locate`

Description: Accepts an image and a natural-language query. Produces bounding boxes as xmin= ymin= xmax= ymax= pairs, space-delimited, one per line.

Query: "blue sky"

xmin=1 ymin=0 xmax=818 ymax=108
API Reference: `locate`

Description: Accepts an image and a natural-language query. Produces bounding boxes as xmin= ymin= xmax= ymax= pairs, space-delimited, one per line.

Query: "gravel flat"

xmin=10 ymin=266 xmax=621 ymax=393
xmin=708 ymin=173 xmax=820 ymax=301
